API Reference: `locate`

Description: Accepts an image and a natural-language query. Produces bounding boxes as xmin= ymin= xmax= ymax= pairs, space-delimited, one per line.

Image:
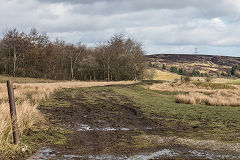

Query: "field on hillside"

xmin=147 ymin=68 xmax=180 ymax=81
xmin=146 ymin=68 xmax=240 ymax=84
xmin=1 ymin=75 xmax=240 ymax=159
xmin=148 ymin=54 xmax=240 ymax=76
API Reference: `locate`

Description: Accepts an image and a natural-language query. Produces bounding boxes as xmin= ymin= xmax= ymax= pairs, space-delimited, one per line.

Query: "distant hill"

xmin=146 ymin=54 xmax=240 ymax=76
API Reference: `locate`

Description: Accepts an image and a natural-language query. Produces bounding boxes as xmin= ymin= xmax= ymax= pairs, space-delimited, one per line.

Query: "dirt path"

xmin=28 ymin=86 xmax=240 ymax=160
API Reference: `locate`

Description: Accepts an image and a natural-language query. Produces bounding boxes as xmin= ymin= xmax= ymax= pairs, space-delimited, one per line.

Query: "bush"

xmin=170 ymin=66 xmax=178 ymax=73
xmin=181 ymin=76 xmax=191 ymax=83
xmin=191 ymin=69 xmax=201 ymax=77
xmin=162 ymin=64 xmax=166 ymax=70
xmin=205 ymin=77 xmax=212 ymax=82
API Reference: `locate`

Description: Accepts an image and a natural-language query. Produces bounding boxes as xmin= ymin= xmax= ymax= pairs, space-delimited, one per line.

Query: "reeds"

xmin=149 ymin=82 xmax=240 ymax=106
xmin=176 ymin=91 xmax=240 ymax=106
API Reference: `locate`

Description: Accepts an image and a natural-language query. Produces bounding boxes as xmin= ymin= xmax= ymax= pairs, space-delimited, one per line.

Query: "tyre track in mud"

xmin=35 ymin=87 xmax=162 ymax=159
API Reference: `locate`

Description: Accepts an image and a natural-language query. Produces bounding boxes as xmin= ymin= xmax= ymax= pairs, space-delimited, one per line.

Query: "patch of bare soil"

xmin=29 ymin=87 xmax=240 ymax=160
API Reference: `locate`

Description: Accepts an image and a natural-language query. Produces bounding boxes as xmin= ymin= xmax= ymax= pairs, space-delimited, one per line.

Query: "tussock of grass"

xmin=176 ymin=91 xmax=240 ymax=106
xmin=193 ymin=82 xmax=235 ymax=89
xmin=149 ymin=81 xmax=240 ymax=106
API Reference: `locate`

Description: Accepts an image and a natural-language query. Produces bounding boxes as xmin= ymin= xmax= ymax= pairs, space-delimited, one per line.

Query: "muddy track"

xmin=30 ymin=87 xmax=240 ymax=160
xmin=39 ymin=88 xmax=161 ymax=155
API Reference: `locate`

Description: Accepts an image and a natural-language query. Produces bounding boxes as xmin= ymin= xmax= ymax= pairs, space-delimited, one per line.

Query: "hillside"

xmin=147 ymin=54 xmax=240 ymax=76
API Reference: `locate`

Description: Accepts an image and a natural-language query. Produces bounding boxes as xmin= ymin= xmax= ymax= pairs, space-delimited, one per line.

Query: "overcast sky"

xmin=1 ymin=0 xmax=240 ymax=56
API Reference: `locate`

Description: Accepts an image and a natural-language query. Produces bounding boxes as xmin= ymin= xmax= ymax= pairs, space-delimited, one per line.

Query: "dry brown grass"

xmin=176 ymin=91 xmax=240 ymax=106
xmin=149 ymin=82 xmax=240 ymax=107
xmin=149 ymin=81 xmax=214 ymax=93
xmin=0 ymin=81 xmax=135 ymax=155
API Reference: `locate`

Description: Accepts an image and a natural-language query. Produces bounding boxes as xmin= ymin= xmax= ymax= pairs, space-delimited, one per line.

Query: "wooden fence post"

xmin=7 ymin=80 xmax=19 ymax=144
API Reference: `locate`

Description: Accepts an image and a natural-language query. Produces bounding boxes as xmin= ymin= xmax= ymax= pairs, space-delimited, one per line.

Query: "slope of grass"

xmin=150 ymin=69 xmax=180 ymax=81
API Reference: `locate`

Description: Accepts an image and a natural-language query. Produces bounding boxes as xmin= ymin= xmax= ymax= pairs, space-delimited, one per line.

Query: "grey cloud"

xmin=39 ymin=0 xmax=238 ymax=18
xmin=38 ymin=0 xmax=110 ymax=4
xmin=0 ymin=0 xmax=240 ymax=56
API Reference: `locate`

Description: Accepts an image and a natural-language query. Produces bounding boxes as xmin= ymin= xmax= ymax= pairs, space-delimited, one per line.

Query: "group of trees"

xmin=0 ymin=28 xmax=146 ymax=81
xmin=169 ymin=66 xmax=206 ymax=77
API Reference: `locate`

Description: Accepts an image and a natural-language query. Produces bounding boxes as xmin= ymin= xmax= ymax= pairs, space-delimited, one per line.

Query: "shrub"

xmin=170 ymin=66 xmax=178 ymax=73
xmin=162 ymin=64 xmax=166 ymax=70
xmin=181 ymin=76 xmax=191 ymax=83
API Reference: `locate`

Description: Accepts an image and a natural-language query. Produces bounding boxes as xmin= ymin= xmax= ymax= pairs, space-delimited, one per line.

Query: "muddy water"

xmin=29 ymin=124 xmax=240 ymax=160
xmin=29 ymin=141 xmax=240 ymax=160
xmin=30 ymin=148 xmax=240 ymax=159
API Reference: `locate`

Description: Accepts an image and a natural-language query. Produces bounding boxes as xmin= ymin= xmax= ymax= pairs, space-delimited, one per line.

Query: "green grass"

xmin=113 ymin=84 xmax=240 ymax=142
xmin=48 ymin=83 xmax=240 ymax=142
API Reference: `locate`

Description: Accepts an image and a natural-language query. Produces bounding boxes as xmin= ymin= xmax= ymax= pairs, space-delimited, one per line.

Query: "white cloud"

xmin=0 ymin=0 xmax=240 ymax=56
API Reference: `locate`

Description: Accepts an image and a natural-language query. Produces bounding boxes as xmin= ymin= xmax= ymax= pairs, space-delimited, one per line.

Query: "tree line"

xmin=0 ymin=28 xmax=146 ymax=81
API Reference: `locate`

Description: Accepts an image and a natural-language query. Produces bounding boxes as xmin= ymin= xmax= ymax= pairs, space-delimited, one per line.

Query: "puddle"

xmin=76 ymin=124 xmax=131 ymax=131
xmin=187 ymin=149 xmax=240 ymax=160
xmin=98 ymin=127 xmax=117 ymax=131
xmin=29 ymin=147 xmax=240 ymax=160
xmin=77 ymin=124 xmax=93 ymax=131
xmin=127 ymin=148 xmax=240 ymax=160
xmin=88 ymin=155 xmax=126 ymax=160
xmin=75 ymin=124 xmax=156 ymax=132
xmin=128 ymin=149 xmax=178 ymax=159
xmin=63 ymin=154 xmax=83 ymax=159
xmin=28 ymin=148 xmax=57 ymax=160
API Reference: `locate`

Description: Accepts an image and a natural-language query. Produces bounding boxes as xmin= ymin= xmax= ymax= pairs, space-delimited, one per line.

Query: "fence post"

xmin=7 ymin=80 xmax=19 ymax=144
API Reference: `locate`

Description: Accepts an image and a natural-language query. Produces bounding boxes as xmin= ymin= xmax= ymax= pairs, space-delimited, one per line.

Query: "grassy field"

xmin=113 ymin=83 xmax=240 ymax=142
xmin=51 ymin=83 xmax=240 ymax=142
xmin=28 ymin=83 xmax=240 ymax=159
xmin=1 ymin=74 xmax=240 ymax=159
